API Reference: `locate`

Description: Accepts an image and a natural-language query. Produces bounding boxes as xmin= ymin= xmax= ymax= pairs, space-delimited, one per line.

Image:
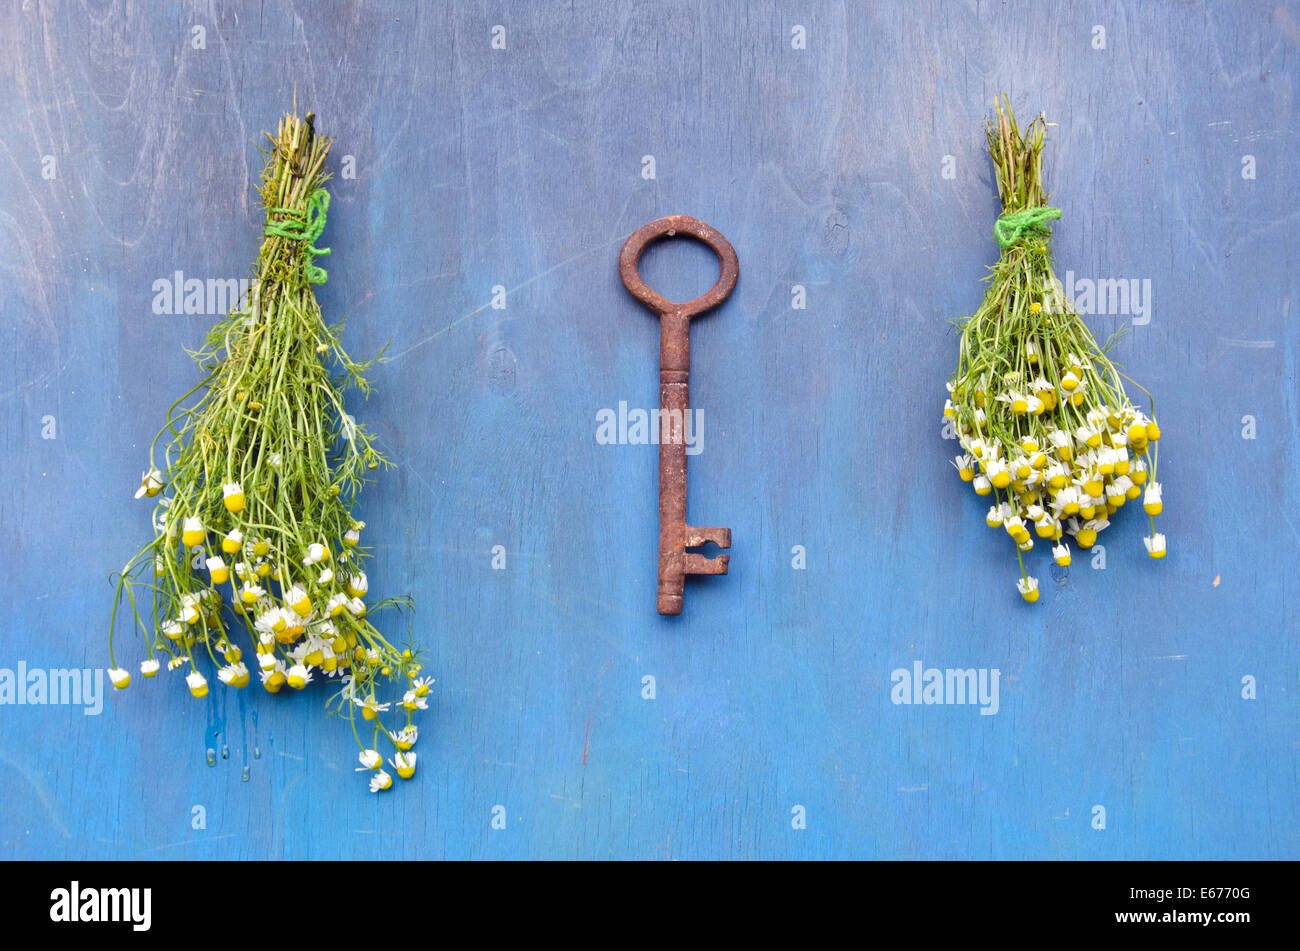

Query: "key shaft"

xmin=619 ymin=215 xmax=738 ymax=615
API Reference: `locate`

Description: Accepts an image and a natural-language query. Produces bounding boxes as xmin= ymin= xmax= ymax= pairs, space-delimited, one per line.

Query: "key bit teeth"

xmin=657 ymin=592 xmax=684 ymax=616
xmin=686 ymin=526 xmax=731 ymax=549
xmin=684 ymin=552 xmax=729 ymax=576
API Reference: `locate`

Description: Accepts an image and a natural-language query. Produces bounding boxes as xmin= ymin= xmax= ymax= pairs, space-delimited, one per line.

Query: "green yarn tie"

xmin=264 ymin=188 xmax=331 ymax=283
xmin=993 ymin=205 xmax=1061 ymax=248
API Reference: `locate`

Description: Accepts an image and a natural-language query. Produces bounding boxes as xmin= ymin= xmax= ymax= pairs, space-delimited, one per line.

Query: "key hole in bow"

xmin=635 ymin=236 xmax=726 ymax=305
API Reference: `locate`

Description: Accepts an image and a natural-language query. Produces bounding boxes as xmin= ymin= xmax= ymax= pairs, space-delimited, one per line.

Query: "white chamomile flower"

xmin=353 ymin=696 xmax=391 ymax=721
xmin=356 ymin=749 xmax=383 ymax=771
xmin=218 ymin=662 xmax=250 ymax=688
xmin=411 ymin=676 xmax=435 ymax=698
xmin=222 ymin=528 xmax=244 ymax=554
xmin=108 ymin=667 xmax=130 ymax=689
xmin=260 ymin=661 xmax=287 ymax=693
xmin=181 ymin=516 xmax=204 ymax=547
xmin=1144 ymin=533 xmax=1167 ymax=560
xmin=997 ymin=390 xmax=1033 ymax=414
xmin=186 ymin=670 xmax=208 ymax=698
xmin=205 ymin=555 xmax=230 ymax=584
xmin=167 ymin=656 xmax=185 ymax=672
xmin=1144 ymin=481 xmax=1163 ymax=516
xmin=1017 ymin=576 xmax=1040 ymax=603
xmin=140 ymin=658 xmax=161 ymax=678
xmin=326 ymin=592 xmax=349 ymax=617
xmin=394 ymin=725 xmax=419 ymax=751
xmin=286 ymin=584 xmax=312 ymax=618
xmin=1071 ymin=518 xmax=1107 ymax=548
xmin=401 ymin=689 xmax=428 ymax=712
xmin=983 ymin=458 xmax=1010 ymax=489
xmin=369 ymin=770 xmax=393 ymax=793
xmin=134 ymin=469 xmax=164 ymax=499
xmin=286 ymin=664 xmax=312 ymax=690
xmin=221 ymin=481 xmax=245 ymax=514
xmin=1064 ymin=351 xmax=1091 ymax=374
xmin=322 ymin=651 xmax=345 ymax=678
xmin=1052 ymin=487 xmax=1082 ymax=517
xmin=1074 ymin=425 xmax=1102 ymax=449
xmin=317 ymin=567 xmax=334 ymax=585
xmin=390 ymin=752 xmax=417 ymax=779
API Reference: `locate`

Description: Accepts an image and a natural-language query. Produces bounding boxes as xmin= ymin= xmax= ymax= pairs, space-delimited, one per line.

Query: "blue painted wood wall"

xmin=1 ymin=0 xmax=1295 ymax=859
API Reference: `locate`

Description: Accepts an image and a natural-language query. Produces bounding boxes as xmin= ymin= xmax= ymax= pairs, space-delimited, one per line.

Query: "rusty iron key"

xmin=619 ymin=215 xmax=738 ymax=616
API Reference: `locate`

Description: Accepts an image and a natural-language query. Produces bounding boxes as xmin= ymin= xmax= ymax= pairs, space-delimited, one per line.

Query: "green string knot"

xmin=993 ymin=205 xmax=1061 ymax=248
xmin=264 ymin=188 xmax=331 ymax=283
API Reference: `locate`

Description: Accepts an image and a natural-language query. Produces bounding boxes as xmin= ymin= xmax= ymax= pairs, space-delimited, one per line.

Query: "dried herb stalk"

xmin=110 ymin=111 xmax=428 ymax=791
xmin=946 ymin=96 xmax=1165 ymax=602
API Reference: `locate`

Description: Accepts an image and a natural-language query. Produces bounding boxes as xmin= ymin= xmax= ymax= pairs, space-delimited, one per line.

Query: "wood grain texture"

xmin=0 ymin=0 xmax=1295 ymax=859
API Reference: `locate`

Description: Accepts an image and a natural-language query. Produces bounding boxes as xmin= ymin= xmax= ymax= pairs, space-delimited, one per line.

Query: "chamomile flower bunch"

xmin=946 ymin=96 xmax=1166 ymax=603
xmin=108 ymin=110 xmax=430 ymax=789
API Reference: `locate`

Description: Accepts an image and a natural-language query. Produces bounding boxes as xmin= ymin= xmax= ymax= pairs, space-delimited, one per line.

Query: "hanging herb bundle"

xmin=945 ymin=96 xmax=1165 ymax=603
xmin=109 ymin=111 xmax=429 ymax=791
